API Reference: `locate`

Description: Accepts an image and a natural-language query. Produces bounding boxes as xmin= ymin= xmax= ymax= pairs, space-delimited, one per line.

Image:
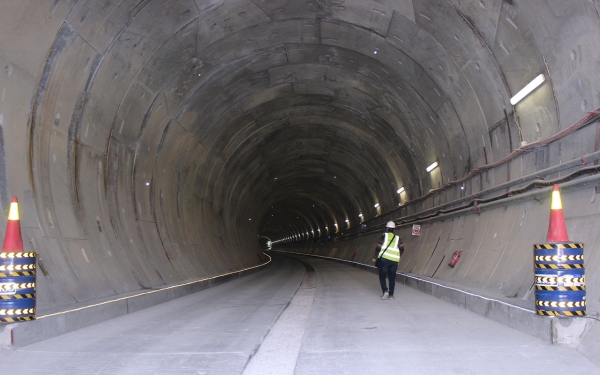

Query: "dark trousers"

xmin=378 ymin=258 xmax=399 ymax=295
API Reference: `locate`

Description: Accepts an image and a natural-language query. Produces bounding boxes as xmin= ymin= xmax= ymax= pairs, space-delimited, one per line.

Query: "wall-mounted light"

xmin=397 ymin=187 xmax=405 ymax=194
xmin=426 ymin=161 xmax=438 ymax=172
xmin=374 ymin=203 xmax=380 ymax=208
xmin=510 ymin=74 xmax=545 ymax=105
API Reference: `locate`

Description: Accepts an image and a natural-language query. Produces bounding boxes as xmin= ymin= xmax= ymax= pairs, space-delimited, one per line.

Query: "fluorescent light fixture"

xmin=426 ymin=161 xmax=438 ymax=172
xmin=397 ymin=187 xmax=405 ymax=194
xmin=374 ymin=203 xmax=380 ymax=208
xmin=510 ymin=74 xmax=545 ymax=105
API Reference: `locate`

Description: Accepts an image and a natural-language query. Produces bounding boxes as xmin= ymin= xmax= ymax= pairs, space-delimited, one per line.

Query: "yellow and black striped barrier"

xmin=534 ymin=243 xmax=583 ymax=249
xmin=537 ymin=310 xmax=586 ymax=317
xmin=534 ymin=242 xmax=585 ymax=317
xmin=536 ymin=285 xmax=585 ymax=291
xmin=0 ymin=252 xmax=36 ymax=323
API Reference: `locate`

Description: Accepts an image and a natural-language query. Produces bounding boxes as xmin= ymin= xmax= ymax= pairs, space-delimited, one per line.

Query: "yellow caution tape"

xmin=0 ymin=252 xmax=36 ymax=258
xmin=535 ymin=264 xmax=583 ymax=269
xmin=534 ymin=276 xmax=585 ymax=285
xmin=537 ymin=310 xmax=586 ymax=316
xmin=0 ymin=316 xmax=35 ymax=322
xmin=536 ymin=301 xmax=586 ymax=307
xmin=535 ymin=285 xmax=585 ymax=291
xmin=0 ymin=293 xmax=35 ymax=300
xmin=534 ymin=255 xmax=584 ymax=261
xmin=0 ymin=264 xmax=36 ymax=271
xmin=534 ymin=243 xmax=584 ymax=249
xmin=0 ymin=308 xmax=35 ymax=316
xmin=0 ymin=271 xmax=35 ymax=277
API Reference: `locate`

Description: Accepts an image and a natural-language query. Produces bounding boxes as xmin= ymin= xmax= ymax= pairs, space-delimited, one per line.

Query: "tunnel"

xmin=0 ymin=0 xmax=599 ymax=371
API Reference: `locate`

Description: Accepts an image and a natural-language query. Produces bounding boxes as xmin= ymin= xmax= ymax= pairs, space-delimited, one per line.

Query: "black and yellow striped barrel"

xmin=0 ymin=252 xmax=36 ymax=322
xmin=534 ymin=243 xmax=585 ymax=317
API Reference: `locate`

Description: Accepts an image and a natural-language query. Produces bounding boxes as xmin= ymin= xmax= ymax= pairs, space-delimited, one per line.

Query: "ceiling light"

xmin=397 ymin=187 xmax=405 ymax=194
xmin=374 ymin=203 xmax=380 ymax=208
xmin=510 ymin=74 xmax=545 ymax=105
xmin=426 ymin=161 xmax=438 ymax=172
xmin=345 ymin=219 xmax=349 ymax=222
xmin=359 ymin=213 xmax=363 ymax=217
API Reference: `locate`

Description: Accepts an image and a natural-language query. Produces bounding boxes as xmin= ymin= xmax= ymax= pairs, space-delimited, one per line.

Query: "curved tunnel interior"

xmin=1 ymin=0 xmax=600 ymax=345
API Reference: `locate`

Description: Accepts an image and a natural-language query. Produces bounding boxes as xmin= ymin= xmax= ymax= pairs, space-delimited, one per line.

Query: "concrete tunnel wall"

xmin=0 ymin=0 xmax=599 ymax=357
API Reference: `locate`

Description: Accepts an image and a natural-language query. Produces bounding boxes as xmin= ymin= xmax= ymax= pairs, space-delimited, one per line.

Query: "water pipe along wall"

xmin=0 ymin=0 xmax=599 ymax=359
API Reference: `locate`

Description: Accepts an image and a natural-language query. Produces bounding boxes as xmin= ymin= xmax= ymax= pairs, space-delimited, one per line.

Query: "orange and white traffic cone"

xmin=546 ymin=184 xmax=569 ymax=242
xmin=2 ymin=196 xmax=23 ymax=252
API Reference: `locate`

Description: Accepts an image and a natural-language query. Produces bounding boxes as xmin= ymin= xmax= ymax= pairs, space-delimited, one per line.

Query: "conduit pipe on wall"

xmin=331 ymin=112 xmax=600 ymax=237
xmin=337 ymin=149 xmax=600 ymax=239
xmin=390 ymin=111 xmax=600 ymax=209
xmin=295 ymin=164 xmax=600 ymax=244
xmin=283 ymin=171 xmax=600 ymax=246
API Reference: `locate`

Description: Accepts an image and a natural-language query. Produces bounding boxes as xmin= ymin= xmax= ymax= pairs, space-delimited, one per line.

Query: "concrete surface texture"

xmin=0 ymin=255 xmax=598 ymax=374
xmin=0 ymin=0 xmax=599 ymax=366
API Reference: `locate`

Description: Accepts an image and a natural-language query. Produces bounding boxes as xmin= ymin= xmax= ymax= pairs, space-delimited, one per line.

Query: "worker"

xmin=372 ymin=221 xmax=404 ymax=300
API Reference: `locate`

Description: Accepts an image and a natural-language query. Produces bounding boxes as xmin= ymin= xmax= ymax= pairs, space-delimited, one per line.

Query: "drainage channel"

xmin=243 ymin=258 xmax=316 ymax=375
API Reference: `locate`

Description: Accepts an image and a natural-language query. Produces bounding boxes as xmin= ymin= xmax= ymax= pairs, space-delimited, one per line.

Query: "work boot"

xmin=381 ymin=291 xmax=389 ymax=300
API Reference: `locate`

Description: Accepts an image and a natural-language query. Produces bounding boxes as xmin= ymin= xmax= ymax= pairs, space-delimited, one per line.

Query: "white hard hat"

xmin=386 ymin=221 xmax=396 ymax=229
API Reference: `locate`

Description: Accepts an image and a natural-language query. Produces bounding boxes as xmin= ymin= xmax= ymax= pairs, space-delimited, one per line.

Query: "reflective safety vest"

xmin=378 ymin=233 xmax=400 ymax=262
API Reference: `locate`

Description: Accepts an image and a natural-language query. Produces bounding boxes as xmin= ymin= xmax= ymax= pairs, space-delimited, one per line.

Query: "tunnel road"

xmin=0 ymin=254 xmax=597 ymax=374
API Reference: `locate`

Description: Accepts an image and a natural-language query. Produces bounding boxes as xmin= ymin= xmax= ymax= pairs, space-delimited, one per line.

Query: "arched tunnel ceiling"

xmin=15 ymin=0 xmax=599 ymax=272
